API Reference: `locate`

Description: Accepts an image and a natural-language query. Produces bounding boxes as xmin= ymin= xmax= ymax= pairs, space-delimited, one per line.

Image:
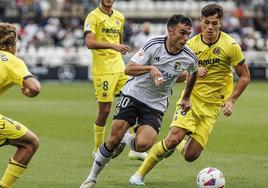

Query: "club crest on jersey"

xmin=213 ymin=47 xmax=221 ymax=55
xmin=115 ymin=19 xmax=120 ymax=26
xmin=174 ymin=62 xmax=181 ymax=70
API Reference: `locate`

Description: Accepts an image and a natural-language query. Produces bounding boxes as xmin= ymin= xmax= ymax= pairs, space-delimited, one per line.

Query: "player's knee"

xmin=107 ymin=137 xmax=121 ymax=151
xmin=29 ymin=134 xmax=39 ymax=153
xmin=135 ymin=140 xmax=151 ymax=152
xmin=31 ymin=137 xmax=39 ymax=152
xmin=184 ymin=151 xmax=200 ymax=162
xmin=165 ymin=137 xmax=182 ymax=150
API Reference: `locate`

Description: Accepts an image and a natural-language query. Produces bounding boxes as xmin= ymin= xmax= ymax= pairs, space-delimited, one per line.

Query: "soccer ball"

xmin=196 ymin=167 xmax=225 ymax=188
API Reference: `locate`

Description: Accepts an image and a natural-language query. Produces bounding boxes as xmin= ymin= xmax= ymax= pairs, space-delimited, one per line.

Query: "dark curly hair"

xmin=0 ymin=23 xmax=16 ymax=53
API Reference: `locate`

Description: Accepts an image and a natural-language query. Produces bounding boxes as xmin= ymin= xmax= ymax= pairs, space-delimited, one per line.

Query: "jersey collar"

xmin=98 ymin=6 xmax=113 ymax=17
xmin=201 ymin=32 xmax=221 ymax=47
xmin=164 ymin=36 xmax=183 ymax=56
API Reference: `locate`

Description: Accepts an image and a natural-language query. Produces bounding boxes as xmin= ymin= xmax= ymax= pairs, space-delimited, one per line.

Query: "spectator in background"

xmin=131 ymin=22 xmax=154 ymax=51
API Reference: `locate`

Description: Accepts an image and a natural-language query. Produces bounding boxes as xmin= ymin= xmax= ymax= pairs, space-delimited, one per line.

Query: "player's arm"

xmin=177 ymin=67 xmax=207 ymax=82
xmin=230 ymin=60 xmax=250 ymax=102
xmin=21 ymin=76 xmax=41 ymax=98
xmin=85 ymin=32 xmax=131 ymax=55
xmin=179 ymin=70 xmax=198 ymax=113
xmin=222 ymin=60 xmax=250 ymax=116
xmin=125 ymin=61 xmax=160 ymax=76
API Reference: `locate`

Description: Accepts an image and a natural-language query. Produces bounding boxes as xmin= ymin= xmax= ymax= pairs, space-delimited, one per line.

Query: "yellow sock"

xmin=137 ymin=140 xmax=168 ymax=177
xmin=93 ymin=124 xmax=106 ymax=152
xmin=0 ymin=158 xmax=26 ymax=188
xmin=176 ymin=139 xmax=187 ymax=155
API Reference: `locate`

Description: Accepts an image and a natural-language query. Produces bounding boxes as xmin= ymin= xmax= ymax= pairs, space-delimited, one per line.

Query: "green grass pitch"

xmin=0 ymin=81 xmax=268 ymax=188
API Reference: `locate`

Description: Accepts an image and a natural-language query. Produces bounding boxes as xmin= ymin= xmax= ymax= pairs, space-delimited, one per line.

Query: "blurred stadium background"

xmin=1 ymin=0 xmax=268 ymax=81
xmin=0 ymin=0 xmax=268 ymax=188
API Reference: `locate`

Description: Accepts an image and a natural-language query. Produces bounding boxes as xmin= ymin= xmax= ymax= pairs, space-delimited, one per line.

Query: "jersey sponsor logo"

xmin=212 ymin=47 xmax=221 ymax=55
xmin=102 ymin=27 xmax=120 ymax=34
xmin=160 ymin=70 xmax=176 ymax=81
xmin=198 ymin=58 xmax=220 ymax=66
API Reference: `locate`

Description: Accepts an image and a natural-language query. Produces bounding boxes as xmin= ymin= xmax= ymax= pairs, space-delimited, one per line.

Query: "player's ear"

xmin=167 ymin=26 xmax=173 ymax=34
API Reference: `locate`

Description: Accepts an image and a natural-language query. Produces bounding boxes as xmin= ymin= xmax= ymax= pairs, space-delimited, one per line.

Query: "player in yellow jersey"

xmin=0 ymin=23 xmax=41 ymax=188
xmin=129 ymin=3 xmax=251 ymax=186
xmin=83 ymin=0 xmax=133 ymax=159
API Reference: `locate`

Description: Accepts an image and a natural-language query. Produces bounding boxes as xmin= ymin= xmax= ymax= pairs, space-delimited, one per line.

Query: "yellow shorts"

xmin=0 ymin=114 xmax=28 ymax=146
xmin=170 ymin=95 xmax=220 ymax=148
xmin=92 ymin=72 xmax=128 ymax=102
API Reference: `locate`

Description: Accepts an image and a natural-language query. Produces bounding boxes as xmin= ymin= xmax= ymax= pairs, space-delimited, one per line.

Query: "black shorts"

xmin=113 ymin=94 xmax=164 ymax=133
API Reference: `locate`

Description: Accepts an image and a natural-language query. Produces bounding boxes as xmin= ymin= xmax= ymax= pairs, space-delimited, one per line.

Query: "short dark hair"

xmin=167 ymin=14 xmax=192 ymax=28
xmin=201 ymin=3 xmax=223 ymax=19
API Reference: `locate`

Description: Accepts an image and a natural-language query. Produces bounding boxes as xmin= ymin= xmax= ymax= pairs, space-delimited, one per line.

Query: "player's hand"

xmin=179 ymin=98 xmax=191 ymax=115
xmin=21 ymin=87 xmax=32 ymax=97
xmin=198 ymin=67 xmax=208 ymax=78
xmin=114 ymin=44 xmax=131 ymax=55
xmin=221 ymin=100 xmax=234 ymax=117
xmin=150 ymin=66 xmax=164 ymax=87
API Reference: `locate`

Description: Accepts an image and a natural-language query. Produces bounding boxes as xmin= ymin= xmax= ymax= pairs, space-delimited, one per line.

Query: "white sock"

xmin=122 ymin=132 xmax=135 ymax=147
xmin=87 ymin=144 xmax=112 ymax=182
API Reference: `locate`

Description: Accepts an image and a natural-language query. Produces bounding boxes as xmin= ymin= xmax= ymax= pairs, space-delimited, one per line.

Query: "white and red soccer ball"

xmin=196 ymin=167 xmax=225 ymax=188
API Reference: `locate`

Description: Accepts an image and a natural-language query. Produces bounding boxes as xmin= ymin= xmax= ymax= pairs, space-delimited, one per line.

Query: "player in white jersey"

xmin=80 ymin=14 xmax=198 ymax=188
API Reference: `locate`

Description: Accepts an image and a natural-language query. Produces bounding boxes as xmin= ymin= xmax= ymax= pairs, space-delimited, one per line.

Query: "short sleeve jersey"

xmin=187 ymin=32 xmax=245 ymax=104
xmin=84 ymin=7 xmax=125 ymax=74
xmin=0 ymin=50 xmax=32 ymax=94
xmin=121 ymin=36 xmax=198 ymax=113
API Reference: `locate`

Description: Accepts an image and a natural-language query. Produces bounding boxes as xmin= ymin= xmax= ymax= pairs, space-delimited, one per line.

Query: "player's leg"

xmin=182 ymin=137 xmax=203 ymax=162
xmin=93 ymin=102 xmax=111 ymax=158
xmin=91 ymin=74 xmax=117 ymax=157
xmin=80 ymin=119 xmax=130 ymax=187
xmin=182 ymin=102 xmax=220 ymax=162
xmin=129 ymin=102 xmax=194 ymax=185
xmin=129 ymin=126 xmax=187 ymax=185
xmin=0 ymin=117 xmax=39 ymax=188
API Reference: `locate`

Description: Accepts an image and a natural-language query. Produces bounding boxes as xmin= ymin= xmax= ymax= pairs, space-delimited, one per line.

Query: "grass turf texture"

xmin=0 ymin=81 xmax=267 ymax=188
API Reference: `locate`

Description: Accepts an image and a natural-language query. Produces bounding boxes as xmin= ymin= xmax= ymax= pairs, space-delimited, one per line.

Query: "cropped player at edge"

xmin=0 ymin=23 xmax=41 ymax=188
xmin=129 ymin=3 xmax=250 ymax=186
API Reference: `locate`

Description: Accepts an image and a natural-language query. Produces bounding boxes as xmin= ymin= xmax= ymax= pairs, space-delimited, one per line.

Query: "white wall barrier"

xmin=17 ymin=48 xmax=268 ymax=81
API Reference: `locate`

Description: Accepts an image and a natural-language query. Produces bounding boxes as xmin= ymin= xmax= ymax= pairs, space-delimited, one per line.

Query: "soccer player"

xmin=80 ymin=14 xmax=198 ymax=188
xmin=129 ymin=3 xmax=251 ymax=186
xmin=83 ymin=0 xmax=134 ymax=159
xmin=0 ymin=22 xmax=41 ymax=188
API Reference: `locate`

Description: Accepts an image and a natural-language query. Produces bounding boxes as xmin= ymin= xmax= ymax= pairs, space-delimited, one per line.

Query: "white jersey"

xmin=121 ymin=36 xmax=198 ymax=113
